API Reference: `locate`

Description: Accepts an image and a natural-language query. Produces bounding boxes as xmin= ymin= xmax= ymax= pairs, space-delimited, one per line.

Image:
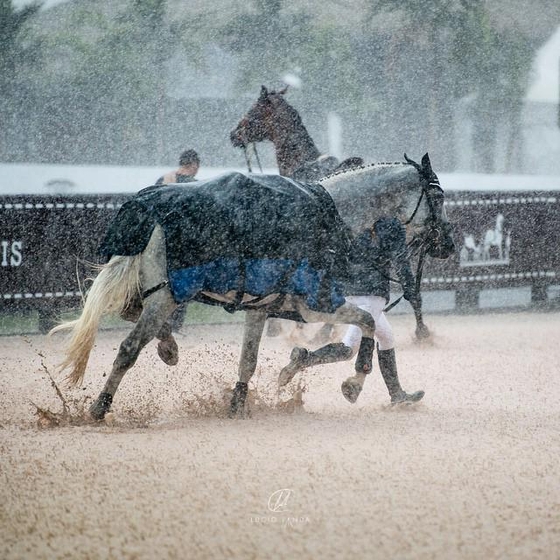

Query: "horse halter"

xmin=404 ymin=179 xmax=443 ymax=227
xmin=383 ymin=177 xmax=449 ymax=314
xmin=233 ymin=99 xmax=276 ymax=174
xmin=243 ymin=143 xmax=263 ymax=173
xmin=404 ymin=174 xmax=449 ymax=254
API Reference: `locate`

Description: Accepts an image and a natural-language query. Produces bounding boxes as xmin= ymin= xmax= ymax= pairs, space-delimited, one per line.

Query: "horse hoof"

xmin=157 ymin=337 xmax=179 ymax=366
xmin=229 ymin=402 xmax=248 ymax=419
xmin=229 ymin=406 xmax=248 ymax=419
xmin=278 ymin=347 xmax=308 ymax=386
xmin=341 ymin=378 xmax=362 ymax=404
xmin=391 ymin=390 xmax=425 ymax=405
xmin=89 ymin=392 xmax=113 ymax=421
xmin=415 ymin=324 xmax=430 ymax=340
xmin=229 ymin=382 xmax=248 ymax=418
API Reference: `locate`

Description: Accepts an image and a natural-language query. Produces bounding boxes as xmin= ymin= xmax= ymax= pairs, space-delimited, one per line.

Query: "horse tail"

xmin=49 ymin=255 xmax=142 ymax=386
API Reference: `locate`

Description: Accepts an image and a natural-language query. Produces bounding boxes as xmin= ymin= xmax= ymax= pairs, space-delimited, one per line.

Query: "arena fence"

xmin=424 ymin=189 xmax=559 ymax=310
xmin=1 ymin=188 xmax=559 ymax=332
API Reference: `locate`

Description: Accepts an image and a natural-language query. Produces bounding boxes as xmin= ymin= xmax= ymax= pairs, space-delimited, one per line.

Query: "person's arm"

xmin=375 ymin=217 xmax=418 ymax=304
xmin=162 ymin=172 xmax=177 ymax=184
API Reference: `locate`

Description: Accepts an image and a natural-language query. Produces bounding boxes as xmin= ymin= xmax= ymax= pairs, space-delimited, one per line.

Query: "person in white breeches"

xmin=341 ymin=295 xmax=394 ymax=354
xmin=279 ymin=216 xmax=425 ymax=405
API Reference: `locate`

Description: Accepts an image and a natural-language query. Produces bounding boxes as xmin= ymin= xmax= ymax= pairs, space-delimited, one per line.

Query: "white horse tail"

xmin=50 ymin=255 xmax=142 ymax=386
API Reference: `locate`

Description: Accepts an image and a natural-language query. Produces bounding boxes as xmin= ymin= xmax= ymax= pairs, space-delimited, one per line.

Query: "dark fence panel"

xmin=1 ymin=194 xmax=129 ymax=330
xmin=1 ymin=189 xmax=559 ymax=331
xmin=422 ymin=190 xmax=559 ymax=308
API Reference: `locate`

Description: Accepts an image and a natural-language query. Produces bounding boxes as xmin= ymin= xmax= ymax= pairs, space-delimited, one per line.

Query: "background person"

xmin=156 ymin=148 xmax=200 ymax=184
xmin=153 ymin=149 xmax=201 ymax=364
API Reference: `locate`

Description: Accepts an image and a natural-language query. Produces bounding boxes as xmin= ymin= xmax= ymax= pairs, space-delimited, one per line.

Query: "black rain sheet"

xmin=99 ymin=172 xmax=351 ymax=312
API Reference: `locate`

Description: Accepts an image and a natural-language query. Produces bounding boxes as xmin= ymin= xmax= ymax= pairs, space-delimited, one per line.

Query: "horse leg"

xmin=230 ymin=309 xmax=267 ymax=417
xmin=310 ymin=322 xmax=336 ymax=345
xmin=331 ymin=304 xmax=377 ymax=404
xmin=89 ymin=288 xmax=176 ymax=420
xmin=265 ymin=317 xmax=283 ymax=337
xmin=340 ymin=334 xmax=377 ymax=404
xmin=90 ymin=223 xmax=176 ymax=420
xmin=120 ymin=287 xmax=180 ymax=366
xmin=155 ymin=319 xmax=179 ymax=366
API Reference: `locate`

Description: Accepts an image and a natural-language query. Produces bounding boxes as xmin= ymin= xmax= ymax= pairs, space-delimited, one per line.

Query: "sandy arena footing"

xmin=1 ymin=311 xmax=559 ymax=559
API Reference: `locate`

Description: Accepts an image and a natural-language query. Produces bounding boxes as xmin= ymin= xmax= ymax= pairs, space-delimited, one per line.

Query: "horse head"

xmin=230 ymin=85 xmax=321 ymax=177
xmin=230 ymin=85 xmax=289 ymax=148
xmin=403 ymin=153 xmax=455 ymax=260
xmin=320 ymin=154 xmax=455 ymax=262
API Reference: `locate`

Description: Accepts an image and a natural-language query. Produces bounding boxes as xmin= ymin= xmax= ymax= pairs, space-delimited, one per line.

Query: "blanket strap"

xmin=142 ymin=281 xmax=169 ymax=300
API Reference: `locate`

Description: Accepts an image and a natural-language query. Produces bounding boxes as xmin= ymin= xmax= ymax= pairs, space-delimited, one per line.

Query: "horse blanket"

xmin=99 ymin=172 xmax=351 ymax=313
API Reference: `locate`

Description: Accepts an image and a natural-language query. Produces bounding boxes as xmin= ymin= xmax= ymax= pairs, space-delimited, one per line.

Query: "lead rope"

xmin=243 ymin=144 xmax=263 ymax=173
xmin=243 ymin=146 xmax=253 ymax=172
xmin=252 ymin=143 xmax=263 ymax=173
xmin=382 ymin=238 xmax=428 ymax=313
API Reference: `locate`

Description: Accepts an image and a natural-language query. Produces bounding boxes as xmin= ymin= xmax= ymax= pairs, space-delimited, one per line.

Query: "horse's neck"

xmin=322 ymin=165 xmax=415 ymax=235
xmin=271 ymin=107 xmax=320 ymax=177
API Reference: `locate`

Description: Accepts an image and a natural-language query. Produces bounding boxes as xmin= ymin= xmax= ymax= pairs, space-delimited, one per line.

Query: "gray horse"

xmin=51 ymin=154 xmax=454 ymax=420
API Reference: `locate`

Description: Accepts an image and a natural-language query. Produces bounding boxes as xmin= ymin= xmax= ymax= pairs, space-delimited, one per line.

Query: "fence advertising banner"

xmin=1 ymin=187 xmax=559 ymax=330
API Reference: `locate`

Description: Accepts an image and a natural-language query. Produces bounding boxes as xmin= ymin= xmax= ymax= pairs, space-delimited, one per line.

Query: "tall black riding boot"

xmin=377 ymin=348 xmax=424 ymax=405
xmin=279 ymin=343 xmax=353 ymax=386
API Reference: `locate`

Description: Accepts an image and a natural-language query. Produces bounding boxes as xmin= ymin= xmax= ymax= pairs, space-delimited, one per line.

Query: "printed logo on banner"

xmin=459 ymin=213 xmax=511 ymax=267
xmin=1 ymin=240 xmax=22 ymax=267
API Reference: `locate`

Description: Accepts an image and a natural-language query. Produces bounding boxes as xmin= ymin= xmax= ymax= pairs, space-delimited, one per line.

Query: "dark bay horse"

xmin=51 ymin=157 xmax=453 ymax=421
xmin=231 ymin=85 xmax=438 ymax=339
xmin=230 ymin=85 xmax=363 ymax=181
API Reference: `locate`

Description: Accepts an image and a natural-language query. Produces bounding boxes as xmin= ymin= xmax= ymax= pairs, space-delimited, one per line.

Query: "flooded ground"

xmin=1 ymin=311 xmax=559 ymax=559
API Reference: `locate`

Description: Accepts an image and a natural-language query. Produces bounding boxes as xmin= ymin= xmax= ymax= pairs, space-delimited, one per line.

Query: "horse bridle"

xmin=243 ymin=143 xmax=263 ymax=174
xmin=383 ymin=178 xmax=447 ymax=312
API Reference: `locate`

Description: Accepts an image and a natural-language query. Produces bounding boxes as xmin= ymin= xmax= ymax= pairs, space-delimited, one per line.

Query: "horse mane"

xmin=270 ymin=92 xmax=319 ymax=158
xmin=319 ymin=160 xmax=412 ymax=183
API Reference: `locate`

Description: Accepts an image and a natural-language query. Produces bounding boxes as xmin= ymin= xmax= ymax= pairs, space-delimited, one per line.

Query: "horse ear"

xmin=278 ymin=85 xmax=289 ymax=95
xmin=260 ymin=85 xmax=269 ymax=99
xmin=403 ymin=153 xmax=421 ymax=172
xmin=421 ymin=153 xmax=433 ymax=174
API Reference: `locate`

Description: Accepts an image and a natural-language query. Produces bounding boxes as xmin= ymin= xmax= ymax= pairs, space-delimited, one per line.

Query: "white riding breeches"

xmin=342 ymin=295 xmax=395 ymax=352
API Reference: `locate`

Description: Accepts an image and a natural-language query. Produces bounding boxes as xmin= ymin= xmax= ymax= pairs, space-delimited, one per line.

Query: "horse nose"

xmin=230 ymin=128 xmax=245 ymax=148
xmin=429 ymin=242 xmax=455 ymax=259
xmin=428 ymin=224 xmax=456 ymax=259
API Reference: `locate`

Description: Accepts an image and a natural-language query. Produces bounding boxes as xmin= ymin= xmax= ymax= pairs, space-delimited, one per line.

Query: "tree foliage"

xmin=363 ymin=0 xmax=536 ymax=171
xmin=0 ymin=0 xmax=41 ymax=79
xmin=0 ymin=0 xmax=548 ymax=171
xmin=0 ymin=0 xmax=42 ymax=158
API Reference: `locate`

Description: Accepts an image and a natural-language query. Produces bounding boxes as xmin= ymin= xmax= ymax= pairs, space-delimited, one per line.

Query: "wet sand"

xmin=1 ymin=311 xmax=559 ymax=559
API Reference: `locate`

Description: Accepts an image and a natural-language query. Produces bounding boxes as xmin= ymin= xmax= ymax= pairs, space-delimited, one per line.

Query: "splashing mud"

xmin=3 ymin=314 xmax=560 ymax=560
